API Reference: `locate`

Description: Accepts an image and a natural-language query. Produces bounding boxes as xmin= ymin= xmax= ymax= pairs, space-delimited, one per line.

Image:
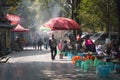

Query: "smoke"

xmin=47 ymin=0 xmax=61 ymax=18
xmin=16 ymin=0 xmax=61 ymax=41
xmin=17 ymin=0 xmax=61 ymax=28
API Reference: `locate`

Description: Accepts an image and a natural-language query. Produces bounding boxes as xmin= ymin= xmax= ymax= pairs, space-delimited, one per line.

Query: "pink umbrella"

xmin=43 ymin=17 xmax=80 ymax=30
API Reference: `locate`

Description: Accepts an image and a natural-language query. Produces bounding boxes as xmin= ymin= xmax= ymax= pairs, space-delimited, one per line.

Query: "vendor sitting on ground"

xmin=95 ymin=43 xmax=107 ymax=56
xmin=110 ymin=47 xmax=119 ymax=59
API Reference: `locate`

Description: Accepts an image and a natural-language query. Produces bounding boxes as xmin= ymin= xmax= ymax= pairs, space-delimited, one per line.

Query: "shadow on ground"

xmin=1 ymin=48 xmax=119 ymax=80
xmin=0 ymin=61 xmax=119 ymax=80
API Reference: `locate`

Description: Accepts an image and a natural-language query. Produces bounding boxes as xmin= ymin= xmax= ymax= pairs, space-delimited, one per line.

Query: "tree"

xmin=115 ymin=0 xmax=120 ymax=45
xmin=64 ymin=0 xmax=82 ymax=37
xmin=78 ymin=0 xmax=118 ymax=34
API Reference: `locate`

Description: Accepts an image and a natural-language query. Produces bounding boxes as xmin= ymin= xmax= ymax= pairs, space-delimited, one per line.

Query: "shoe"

xmin=52 ymin=57 xmax=55 ymax=60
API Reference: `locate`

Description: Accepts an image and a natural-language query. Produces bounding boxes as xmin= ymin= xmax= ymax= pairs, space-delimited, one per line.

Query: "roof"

xmin=0 ymin=23 xmax=14 ymax=28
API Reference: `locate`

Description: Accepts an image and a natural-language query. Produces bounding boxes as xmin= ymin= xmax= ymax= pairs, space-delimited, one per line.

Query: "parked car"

xmin=81 ymin=32 xmax=94 ymax=39
xmin=81 ymin=32 xmax=88 ymax=39
xmin=91 ymin=32 xmax=118 ymax=45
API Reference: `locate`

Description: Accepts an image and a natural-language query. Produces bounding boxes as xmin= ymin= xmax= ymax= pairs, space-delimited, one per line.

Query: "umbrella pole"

xmin=61 ymin=31 xmax=62 ymax=39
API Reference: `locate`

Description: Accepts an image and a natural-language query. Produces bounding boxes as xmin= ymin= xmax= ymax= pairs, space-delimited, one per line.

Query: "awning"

xmin=11 ymin=24 xmax=30 ymax=32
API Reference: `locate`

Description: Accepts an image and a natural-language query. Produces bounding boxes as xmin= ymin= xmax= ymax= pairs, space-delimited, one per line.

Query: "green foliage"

xmin=79 ymin=0 xmax=118 ymax=33
xmin=6 ymin=0 xmax=21 ymax=13
xmin=4 ymin=0 xmax=119 ymax=33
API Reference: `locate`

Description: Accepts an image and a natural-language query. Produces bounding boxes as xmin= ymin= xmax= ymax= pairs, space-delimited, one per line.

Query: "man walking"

xmin=38 ymin=38 xmax=43 ymax=50
xmin=49 ymin=34 xmax=57 ymax=60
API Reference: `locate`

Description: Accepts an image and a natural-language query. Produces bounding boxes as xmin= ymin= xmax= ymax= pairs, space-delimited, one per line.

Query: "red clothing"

xmin=58 ymin=43 xmax=62 ymax=50
xmin=85 ymin=39 xmax=93 ymax=45
xmin=76 ymin=35 xmax=81 ymax=41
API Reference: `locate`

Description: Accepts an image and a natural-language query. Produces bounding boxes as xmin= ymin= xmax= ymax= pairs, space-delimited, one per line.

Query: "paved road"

xmin=0 ymin=48 xmax=119 ymax=80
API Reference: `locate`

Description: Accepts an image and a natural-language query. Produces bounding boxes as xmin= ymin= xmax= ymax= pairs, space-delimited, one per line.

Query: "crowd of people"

xmin=32 ymin=38 xmax=44 ymax=50
xmin=55 ymin=33 xmax=120 ymax=61
xmin=15 ymin=36 xmax=46 ymax=51
xmin=57 ymin=34 xmax=95 ymax=55
xmin=15 ymin=33 xmax=120 ymax=62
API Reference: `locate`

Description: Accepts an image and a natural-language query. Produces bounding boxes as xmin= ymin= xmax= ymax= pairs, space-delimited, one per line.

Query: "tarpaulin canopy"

xmin=11 ymin=24 xmax=30 ymax=32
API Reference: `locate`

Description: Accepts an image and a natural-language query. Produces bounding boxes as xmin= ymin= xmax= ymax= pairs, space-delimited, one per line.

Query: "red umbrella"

xmin=11 ymin=24 xmax=30 ymax=32
xmin=43 ymin=17 xmax=80 ymax=30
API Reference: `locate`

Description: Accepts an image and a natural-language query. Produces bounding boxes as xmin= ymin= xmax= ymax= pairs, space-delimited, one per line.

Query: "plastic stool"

xmin=81 ymin=61 xmax=88 ymax=72
xmin=94 ymin=59 xmax=104 ymax=67
xmin=114 ymin=64 xmax=120 ymax=73
xmin=114 ymin=64 xmax=120 ymax=69
xmin=104 ymin=65 xmax=114 ymax=72
xmin=96 ymin=66 xmax=111 ymax=77
xmin=75 ymin=60 xmax=83 ymax=68
xmin=86 ymin=59 xmax=93 ymax=66
xmin=105 ymin=62 xmax=114 ymax=71
xmin=72 ymin=56 xmax=82 ymax=64
xmin=105 ymin=62 xmax=114 ymax=65
xmin=67 ymin=53 xmax=74 ymax=60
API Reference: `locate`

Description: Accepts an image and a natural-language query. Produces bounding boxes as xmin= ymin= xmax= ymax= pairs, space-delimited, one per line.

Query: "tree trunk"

xmin=106 ymin=0 xmax=110 ymax=35
xmin=116 ymin=0 xmax=120 ymax=45
xmin=71 ymin=0 xmax=81 ymax=38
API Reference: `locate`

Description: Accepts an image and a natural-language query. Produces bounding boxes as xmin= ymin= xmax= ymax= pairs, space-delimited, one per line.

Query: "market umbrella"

xmin=11 ymin=24 xmax=30 ymax=32
xmin=43 ymin=17 xmax=80 ymax=30
xmin=39 ymin=25 xmax=54 ymax=35
xmin=39 ymin=25 xmax=51 ymax=31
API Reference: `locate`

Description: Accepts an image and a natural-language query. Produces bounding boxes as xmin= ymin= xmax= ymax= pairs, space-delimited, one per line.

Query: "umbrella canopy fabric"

xmin=39 ymin=25 xmax=54 ymax=34
xmin=43 ymin=17 xmax=80 ymax=30
xmin=39 ymin=25 xmax=51 ymax=31
xmin=11 ymin=24 xmax=30 ymax=32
